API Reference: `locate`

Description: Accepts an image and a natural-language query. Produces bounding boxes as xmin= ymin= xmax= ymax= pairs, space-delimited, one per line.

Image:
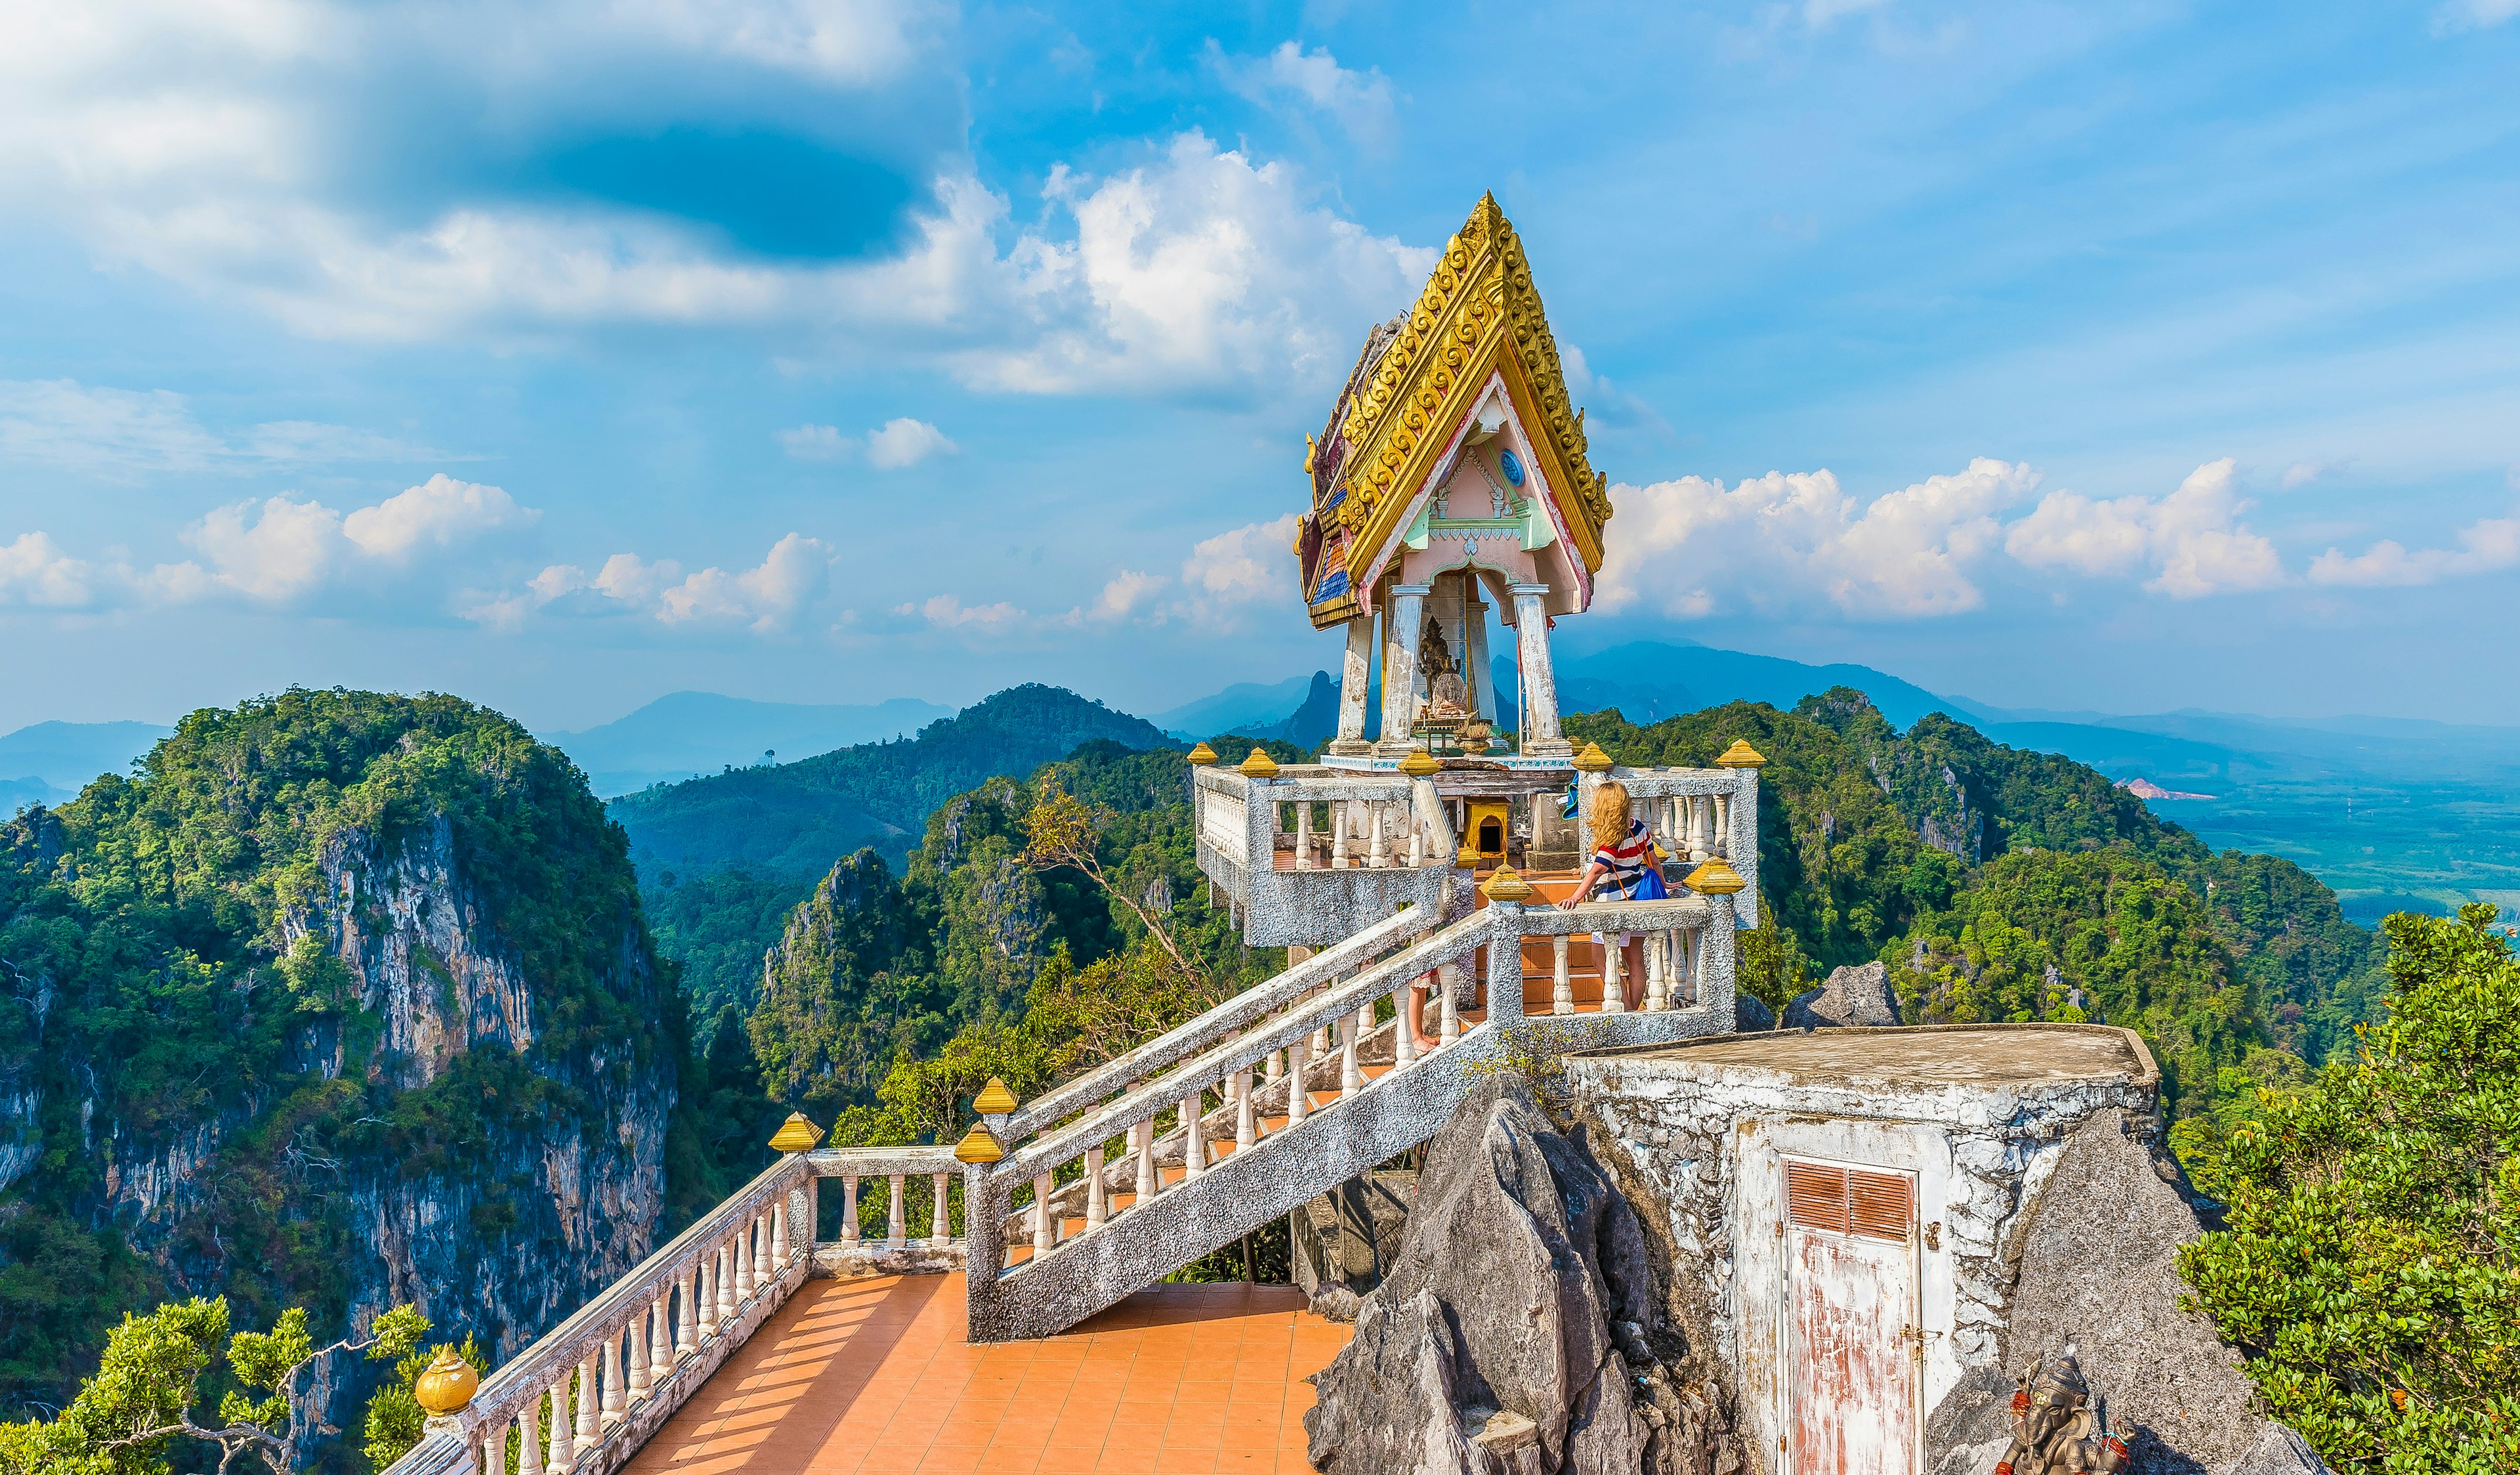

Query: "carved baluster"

xmin=1603 ymin=937 xmax=1627 ymax=1013
xmin=1133 ymin=1118 xmax=1158 ymax=1204
xmin=513 ymin=1403 xmax=541 ymax=1475
xmin=1408 ymin=818 xmax=1425 ymax=867
xmin=770 ymin=1200 xmax=788 ymax=1265
xmin=1333 ymin=800 xmax=1351 ymax=868
xmin=842 ymin=1176 xmax=861 ymax=1245
xmin=888 ymin=1174 xmax=908 ymax=1248
xmin=674 ymin=1271 xmax=696 ymax=1355
xmin=601 ymin=1327 xmax=626 ymax=1424
xmin=1553 ymin=936 xmax=1574 ymax=1015
xmin=1181 ymin=1093 xmax=1206 ymax=1179
xmin=544 ymin=1379 xmax=572 ymax=1474
xmin=573 ymin=1354 xmax=599 ymax=1454
xmin=1368 ymin=803 xmax=1387 ymax=867
xmin=648 ymin=1291 xmax=671 ymax=1384
xmin=625 ymin=1309 xmax=650 ymax=1402
xmin=933 ymin=1171 xmax=953 ymax=1243
xmin=1392 ymin=990 xmax=1416 ymax=1069
xmin=1286 ymin=1033 xmax=1310 ymax=1123
xmin=1031 ymin=1172 xmax=1055 ymax=1257
xmin=1644 ymin=933 xmax=1667 ymax=1012
xmin=733 ymin=1220 xmax=755 ymax=1302
xmin=715 ymin=1243 xmax=736 ymax=1323
xmin=1295 ymin=798 xmax=1312 ymax=870
xmin=1339 ymin=1010 xmax=1360 ymax=1096
xmin=1438 ymin=962 xmax=1460 ymax=1046
xmin=1234 ymin=1069 xmax=1256 ymax=1149
xmin=1083 ymin=1147 xmax=1108 ymax=1229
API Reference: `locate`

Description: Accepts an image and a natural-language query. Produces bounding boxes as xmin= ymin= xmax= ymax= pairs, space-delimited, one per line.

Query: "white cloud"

xmin=342 ymin=474 xmax=536 ymax=559
xmin=1174 ymin=513 xmax=1302 ymax=627
xmin=0 ymin=3 xmax=1427 ymax=405
xmin=897 ymin=593 xmax=1026 ymax=632
xmin=864 ymin=417 xmax=956 ymax=469
xmin=177 ymin=495 xmax=347 ymax=602
xmin=2007 ymin=458 xmax=2284 ymax=598
xmin=522 ymin=534 xmax=833 ymax=633
xmin=1598 ymin=459 xmax=2038 ymax=619
xmin=779 ymin=424 xmax=853 ymax=461
xmin=1217 ymin=42 xmax=1396 ymax=146
xmin=2281 ymin=461 xmax=2328 ymax=489
xmin=2307 ymin=513 xmax=2520 ymax=588
xmin=1085 ymin=568 xmax=1166 ymax=622
xmin=0 ymin=532 xmax=100 ymax=607
xmin=2435 ymin=0 xmax=2520 ymax=31
xmin=0 ymin=379 xmax=432 ymax=476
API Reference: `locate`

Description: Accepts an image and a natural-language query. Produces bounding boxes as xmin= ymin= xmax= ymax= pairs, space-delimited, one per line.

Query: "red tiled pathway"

xmin=623 ymin=1274 xmax=1352 ymax=1475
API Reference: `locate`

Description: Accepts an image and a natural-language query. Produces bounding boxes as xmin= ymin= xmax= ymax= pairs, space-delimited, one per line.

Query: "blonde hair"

xmin=1589 ymin=780 xmax=1632 ymax=854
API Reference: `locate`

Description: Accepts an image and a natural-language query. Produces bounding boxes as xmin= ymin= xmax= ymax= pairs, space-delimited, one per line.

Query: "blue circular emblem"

xmin=1498 ymin=448 xmax=1525 ymax=487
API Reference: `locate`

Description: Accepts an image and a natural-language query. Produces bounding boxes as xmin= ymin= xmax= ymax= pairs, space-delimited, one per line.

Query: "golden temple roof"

xmin=1298 ymin=194 xmax=1610 ymax=628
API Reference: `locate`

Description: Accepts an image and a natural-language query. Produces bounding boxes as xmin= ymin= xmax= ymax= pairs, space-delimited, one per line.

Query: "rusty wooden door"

xmin=1784 ymin=1159 xmax=1919 ymax=1475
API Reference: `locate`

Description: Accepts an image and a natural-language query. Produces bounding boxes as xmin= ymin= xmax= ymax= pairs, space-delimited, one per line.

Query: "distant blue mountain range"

xmin=541 ymin=691 xmax=954 ymax=796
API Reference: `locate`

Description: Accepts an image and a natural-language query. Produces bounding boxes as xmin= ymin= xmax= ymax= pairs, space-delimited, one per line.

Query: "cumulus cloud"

xmin=2307 ymin=513 xmax=2520 ymax=588
xmin=1084 ymin=568 xmax=1167 ymax=622
xmin=1215 ymin=41 xmax=1397 ymax=147
xmin=1173 ymin=513 xmax=1303 ymax=627
xmin=0 ymin=379 xmax=434 ymax=477
xmin=0 ymin=532 xmax=101 ymax=608
xmin=779 ymin=424 xmax=853 ymax=461
xmin=896 ymin=593 xmax=1026 ymax=632
xmin=343 ymin=475 xmax=536 ymax=559
xmin=0 ymin=4 xmax=1426 ymax=403
xmin=520 ymin=533 xmax=833 ymax=633
xmin=1598 ymin=459 xmax=2038 ymax=618
xmin=864 ymin=417 xmax=956 ymax=469
xmin=2006 ymin=458 xmax=2284 ymax=598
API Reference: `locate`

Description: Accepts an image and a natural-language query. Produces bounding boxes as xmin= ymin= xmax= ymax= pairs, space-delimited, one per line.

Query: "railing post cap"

xmin=954 ymin=1122 xmax=1007 ymax=1165
xmin=1480 ymin=866 xmax=1536 ymax=903
xmin=1572 ymin=742 xmax=1615 ymax=773
xmin=1237 ymin=747 xmax=1280 ymax=779
xmin=768 ymin=1111 xmax=824 ymax=1153
xmin=1714 ymin=739 xmax=1767 ymax=769
xmin=1684 ymin=857 xmax=1749 ymax=895
xmin=1186 ymin=741 xmax=1219 ymax=767
xmin=973 ymin=1077 xmax=1020 ymax=1115
xmin=1397 ymin=748 xmax=1440 ymax=778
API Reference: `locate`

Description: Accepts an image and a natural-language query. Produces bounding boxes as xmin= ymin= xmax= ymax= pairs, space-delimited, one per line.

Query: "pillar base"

xmin=1519 ymin=737 xmax=1574 ymax=761
xmin=1324 ymin=738 xmax=1374 ymax=756
xmin=1372 ymin=736 xmax=1418 ymax=758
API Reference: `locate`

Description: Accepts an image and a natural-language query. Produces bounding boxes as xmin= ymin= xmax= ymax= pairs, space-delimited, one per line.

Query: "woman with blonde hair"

xmin=1557 ymin=778 xmax=1665 ymax=1009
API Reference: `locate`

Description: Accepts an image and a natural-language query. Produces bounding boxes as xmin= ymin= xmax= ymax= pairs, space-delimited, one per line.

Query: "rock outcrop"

xmin=1305 ymin=1077 xmax=1742 ymax=1475
xmin=1784 ymin=959 xmax=1900 ymax=1029
xmin=1926 ymin=1109 xmax=2326 ymax=1475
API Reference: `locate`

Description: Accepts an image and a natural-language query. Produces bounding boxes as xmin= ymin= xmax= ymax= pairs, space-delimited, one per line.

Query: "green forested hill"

xmin=623 ymin=685 xmax=1179 ymax=1023
xmin=1568 ymin=688 xmax=2389 ymax=1119
xmin=0 ymin=691 xmax=688 ymax=1461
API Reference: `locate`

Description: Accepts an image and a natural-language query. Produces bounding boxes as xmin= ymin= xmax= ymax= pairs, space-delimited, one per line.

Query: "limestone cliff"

xmin=0 ymin=692 xmax=679 ymax=1470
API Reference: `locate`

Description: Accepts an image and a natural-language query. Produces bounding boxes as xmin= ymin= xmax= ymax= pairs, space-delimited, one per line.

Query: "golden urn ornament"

xmin=412 ymin=1346 xmax=478 ymax=1419
xmin=1480 ymin=866 xmax=1535 ymax=904
xmin=768 ymin=1112 xmax=823 ymax=1153
xmin=1397 ymin=748 xmax=1440 ymax=778
xmin=1571 ymin=742 xmax=1614 ymax=773
xmin=1238 ymin=747 xmax=1280 ymax=779
xmin=1186 ymin=741 xmax=1219 ymax=767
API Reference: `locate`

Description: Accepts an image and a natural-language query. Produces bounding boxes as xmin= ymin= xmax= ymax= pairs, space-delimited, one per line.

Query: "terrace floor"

xmin=621 ymin=1275 xmax=1352 ymax=1475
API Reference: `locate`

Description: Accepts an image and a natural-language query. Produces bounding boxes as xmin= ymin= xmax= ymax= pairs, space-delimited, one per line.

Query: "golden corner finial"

xmin=1684 ymin=857 xmax=1748 ymax=895
xmin=953 ymin=1122 xmax=1005 ymax=1165
xmin=412 ymin=1346 xmax=479 ymax=1417
xmin=1397 ymin=748 xmax=1440 ymax=779
xmin=1480 ymin=866 xmax=1534 ymax=904
xmin=1238 ymin=747 xmax=1281 ymax=779
xmin=973 ymin=1077 xmax=1018 ymax=1115
xmin=1714 ymin=739 xmax=1767 ymax=769
xmin=1186 ymin=741 xmax=1218 ymax=767
xmin=767 ymin=1111 xmax=824 ymax=1154
xmin=1571 ymin=741 xmax=1614 ymax=773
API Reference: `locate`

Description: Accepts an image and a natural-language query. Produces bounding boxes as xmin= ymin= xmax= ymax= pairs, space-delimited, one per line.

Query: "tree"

xmin=1020 ymin=784 xmax=1202 ymax=985
xmin=362 ymin=1334 xmax=485 ymax=1471
xmin=2177 ymin=905 xmax=2519 ymax=1471
xmin=0 ymin=1298 xmax=429 ymax=1475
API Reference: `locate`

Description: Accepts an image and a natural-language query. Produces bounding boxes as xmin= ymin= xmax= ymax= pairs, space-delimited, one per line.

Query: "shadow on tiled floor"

xmin=623 ymin=1273 xmax=1351 ymax=1475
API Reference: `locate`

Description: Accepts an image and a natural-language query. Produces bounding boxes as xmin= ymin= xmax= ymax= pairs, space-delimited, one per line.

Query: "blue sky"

xmin=1 ymin=0 xmax=2515 ymax=732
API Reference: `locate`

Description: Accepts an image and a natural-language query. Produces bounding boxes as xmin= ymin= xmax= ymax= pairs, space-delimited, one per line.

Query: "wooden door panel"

xmin=1786 ymin=1162 xmax=1918 ymax=1475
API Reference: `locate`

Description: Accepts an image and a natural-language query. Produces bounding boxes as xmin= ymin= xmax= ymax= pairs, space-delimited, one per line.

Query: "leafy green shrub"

xmin=2177 ymin=905 xmax=2519 ymax=1470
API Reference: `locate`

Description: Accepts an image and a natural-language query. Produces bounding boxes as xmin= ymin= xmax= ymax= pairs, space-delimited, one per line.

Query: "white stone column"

xmin=1376 ymin=583 xmax=1432 ymax=756
xmin=1509 ymin=584 xmax=1569 ymax=758
xmin=1330 ymin=616 xmax=1374 ymax=755
xmin=1464 ymin=587 xmax=1495 ymax=725
xmin=932 ymin=1172 xmax=954 ymax=1243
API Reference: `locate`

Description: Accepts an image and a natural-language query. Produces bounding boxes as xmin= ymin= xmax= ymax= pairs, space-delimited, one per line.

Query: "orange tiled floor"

xmin=622 ymin=1274 xmax=1352 ymax=1475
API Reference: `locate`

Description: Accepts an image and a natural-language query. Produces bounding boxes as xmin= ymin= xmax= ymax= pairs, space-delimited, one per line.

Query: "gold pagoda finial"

xmin=1480 ymin=866 xmax=1534 ymax=904
xmin=1238 ymin=747 xmax=1280 ymax=779
xmin=1684 ymin=858 xmax=1748 ymax=895
xmin=1397 ymin=748 xmax=1440 ymax=778
xmin=413 ymin=1346 xmax=478 ymax=1418
xmin=767 ymin=1112 xmax=824 ymax=1153
xmin=1186 ymin=741 xmax=1218 ymax=767
xmin=973 ymin=1078 xmax=1018 ymax=1116
xmin=1572 ymin=741 xmax=1614 ymax=773
xmin=953 ymin=1122 xmax=1004 ymax=1165
xmin=1715 ymin=739 xmax=1767 ymax=769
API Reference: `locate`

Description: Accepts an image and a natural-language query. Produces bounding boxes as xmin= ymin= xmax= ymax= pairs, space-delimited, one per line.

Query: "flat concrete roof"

xmin=1577 ymin=1023 xmax=2154 ymax=1089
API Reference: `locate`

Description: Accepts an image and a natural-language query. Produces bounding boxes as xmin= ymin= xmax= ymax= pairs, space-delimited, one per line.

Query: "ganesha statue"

xmin=1994 ymin=1354 xmax=2130 ymax=1475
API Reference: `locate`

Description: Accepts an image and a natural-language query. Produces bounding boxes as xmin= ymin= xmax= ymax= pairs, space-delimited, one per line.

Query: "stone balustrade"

xmin=1584 ymin=765 xmax=1763 ymax=928
xmin=806 ymin=1145 xmax=967 ymax=1275
xmin=386 ymin=1156 xmax=815 ymax=1475
xmin=1193 ymin=765 xmax=1465 ymax=946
